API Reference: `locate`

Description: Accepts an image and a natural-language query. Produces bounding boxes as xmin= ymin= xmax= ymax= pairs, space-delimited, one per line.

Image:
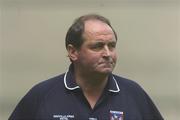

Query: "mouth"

xmin=99 ymin=61 xmax=114 ymax=67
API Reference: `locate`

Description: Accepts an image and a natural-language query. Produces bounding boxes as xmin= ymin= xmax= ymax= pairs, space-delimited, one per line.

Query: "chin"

xmin=98 ymin=68 xmax=113 ymax=74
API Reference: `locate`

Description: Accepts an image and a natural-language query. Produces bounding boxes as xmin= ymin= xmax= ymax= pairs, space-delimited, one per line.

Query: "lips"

xmin=98 ymin=57 xmax=115 ymax=68
xmin=99 ymin=61 xmax=114 ymax=67
xmin=101 ymin=62 xmax=112 ymax=64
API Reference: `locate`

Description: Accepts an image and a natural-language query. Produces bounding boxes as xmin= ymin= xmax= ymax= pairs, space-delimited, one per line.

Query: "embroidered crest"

xmin=110 ymin=110 xmax=123 ymax=120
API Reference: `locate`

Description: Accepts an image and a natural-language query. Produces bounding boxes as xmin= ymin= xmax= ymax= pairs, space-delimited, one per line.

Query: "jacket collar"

xmin=64 ymin=64 xmax=120 ymax=93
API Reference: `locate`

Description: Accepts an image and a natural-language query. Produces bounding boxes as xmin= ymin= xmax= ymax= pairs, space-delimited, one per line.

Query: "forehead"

xmin=84 ymin=20 xmax=114 ymax=35
xmin=83 ymin=20 xmax=115 ymax=41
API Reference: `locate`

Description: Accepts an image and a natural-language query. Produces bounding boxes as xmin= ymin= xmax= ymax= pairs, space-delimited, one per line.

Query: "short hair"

xmin=65 ymin=14 xmax=117 ymax=50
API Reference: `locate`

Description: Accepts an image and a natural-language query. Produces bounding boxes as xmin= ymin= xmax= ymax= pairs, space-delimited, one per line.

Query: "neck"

xmin=75 ymin=69 xmax=109 ymax=92
xmin=74 ymin=66 xmax=109 ymax=109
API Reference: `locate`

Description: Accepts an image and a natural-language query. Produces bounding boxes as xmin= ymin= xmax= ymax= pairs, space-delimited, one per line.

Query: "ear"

xmin=67 ymin=44 xmax=79 ymax=61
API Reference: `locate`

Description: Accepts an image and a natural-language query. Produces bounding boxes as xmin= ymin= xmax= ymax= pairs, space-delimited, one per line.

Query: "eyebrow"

xmin=92 ymin=38 xmax=116 ymax=42
xmin=88 ymin=41 xmax=117 ymax=47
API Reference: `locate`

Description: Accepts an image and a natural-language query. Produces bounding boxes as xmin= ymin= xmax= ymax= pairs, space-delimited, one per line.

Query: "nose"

xmin=102 ymin=46 xmax=111 ymax=57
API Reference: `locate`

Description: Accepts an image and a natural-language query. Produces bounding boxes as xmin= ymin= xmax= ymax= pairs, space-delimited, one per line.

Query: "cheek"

xmin=112 ymin=52 xmax=118 ymax=62
xmin=79 ymin=52 xmax=100 ymax=64
xmin=86 ymin=54 xmax=100 ymax=63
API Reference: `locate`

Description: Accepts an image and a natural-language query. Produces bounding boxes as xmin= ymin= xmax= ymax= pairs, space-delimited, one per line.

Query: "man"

xmin=9 ymin=14 xmax=163 ymax=120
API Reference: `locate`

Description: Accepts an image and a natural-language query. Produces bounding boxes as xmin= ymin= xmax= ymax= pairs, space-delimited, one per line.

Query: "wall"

xmin=1 ymin=0 xmax=180 ymax=119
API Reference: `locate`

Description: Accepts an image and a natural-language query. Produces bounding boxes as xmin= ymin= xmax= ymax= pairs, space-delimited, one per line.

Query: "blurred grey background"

xmin=1 ymin=0 xmax=180 ymax=119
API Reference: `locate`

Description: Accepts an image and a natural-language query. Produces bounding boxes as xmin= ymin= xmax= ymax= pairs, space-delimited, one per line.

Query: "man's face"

xmin=76 ymin=20 xmax=117 ymax=75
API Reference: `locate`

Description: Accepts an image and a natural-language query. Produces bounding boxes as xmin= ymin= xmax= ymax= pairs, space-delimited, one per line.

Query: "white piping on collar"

xmin=108 ymin=76 xmax=120 ymax=93
xmin=64 ymin=71 xmax=80 ymax=90
xmin=64 ymin=69 xmax=120 ymax=92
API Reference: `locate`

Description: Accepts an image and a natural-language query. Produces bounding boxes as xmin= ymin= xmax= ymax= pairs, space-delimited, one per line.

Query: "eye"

xmin=90 ymin=43 xmax=104 ymax=51
xmin=108 ymin=42 xmax=116 ymax=49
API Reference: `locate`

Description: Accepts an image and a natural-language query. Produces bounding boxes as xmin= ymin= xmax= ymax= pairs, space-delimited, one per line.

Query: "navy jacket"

xmin=9 ymin=66 xmax=163 ymax=120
